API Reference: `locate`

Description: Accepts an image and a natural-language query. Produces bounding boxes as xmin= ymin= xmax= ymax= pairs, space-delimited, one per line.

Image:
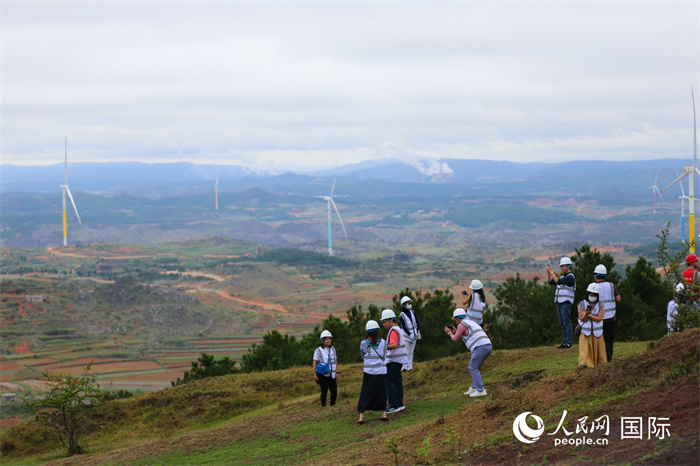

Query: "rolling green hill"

xmin=2 ymin=330 xmax=697 ymax=465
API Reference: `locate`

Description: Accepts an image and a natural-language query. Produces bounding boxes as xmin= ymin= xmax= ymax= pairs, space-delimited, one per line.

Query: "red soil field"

xmin=0 ymin=417 xmax=21 ymax=427
xmin=51 ymin=360 xmax=161 ymax=376
xmin=0 ymin=374 xmax=16 ymax=382
xmin=109 ymin=371 xmax=183 ymax=382
xmin=163 ymin=363 xmax=192 ymax=369
xmin=0 ymin=360 xmax=22 ymax=371
xmin=42 ymin=357 xmax=122 ymax=370
xmin=193 ymin=338 xmax=262 ymax=344
xmin=15 ymin=358 xmax=59 ymax=367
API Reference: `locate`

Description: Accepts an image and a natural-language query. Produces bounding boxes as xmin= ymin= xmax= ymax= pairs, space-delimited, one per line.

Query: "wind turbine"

xmin=314 ymin=165 xmax=348 ymax=255
xmin=60 ymin=136 xmax=81 ymax=247
xmin=677 ymin=169 xmax=688 ymax=243
xmin=660 ymin=88 xmax=700 ymax=253
xmin=649 ymin=170 xmax=664 ymax=214
xmin=214 ymin=174 xmax=219 ymax=210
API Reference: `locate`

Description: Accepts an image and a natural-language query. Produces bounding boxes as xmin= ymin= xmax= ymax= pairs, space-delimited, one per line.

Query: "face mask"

xmin=405 ymin=304 xmax=413 ymax=310
xmin=588 ymin=296 xmax=598 ymax=303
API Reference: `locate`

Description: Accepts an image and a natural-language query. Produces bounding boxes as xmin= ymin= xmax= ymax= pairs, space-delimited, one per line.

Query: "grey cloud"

xmin=2 ymin=1 xmax=697 ymax=166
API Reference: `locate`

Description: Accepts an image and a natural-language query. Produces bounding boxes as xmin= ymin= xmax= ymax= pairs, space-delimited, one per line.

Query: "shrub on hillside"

xmin=172 ymin=353 xmax=239 ymax=386
xmin=24 ymin=363 xmax=105 ymax=456
xmin=240 ymin=289 xmax=461 ymax=372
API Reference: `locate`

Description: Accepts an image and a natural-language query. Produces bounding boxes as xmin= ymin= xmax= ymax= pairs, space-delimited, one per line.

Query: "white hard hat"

xmin=381 ymin=309 xmax=396 ymax=321
xmin=452 ymin=308 xmax=467 ymax=319
xmin=469 ymin=279 xmax=483 ymax=291
xmin=676 ymin=282 xmax=685 ymax=294
xmin=400 ymin=296 xmax=412 ymax=305
xmin=586 ymin=283 xmax=600 ymax=294
xmin=594 ymin=264 xmax=607 ymax=275
xmin=560 ymin=257 xmax=572 ymax=266
xmin=320 ymin=330 xmax=332 ymax=340
xmin=365 ymin=320 xmax=380 ymax=332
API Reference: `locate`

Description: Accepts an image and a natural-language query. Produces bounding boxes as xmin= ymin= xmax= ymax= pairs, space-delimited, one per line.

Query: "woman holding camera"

xmin=460 ymin=279 xmax=486 ymax=325
xmin=444 ymin=308 xmax=492 ymax=397
xmin=577 ymin=283 xmax=607 ymax=368
xmin=313 ymin=330 xmax=338 ymax=407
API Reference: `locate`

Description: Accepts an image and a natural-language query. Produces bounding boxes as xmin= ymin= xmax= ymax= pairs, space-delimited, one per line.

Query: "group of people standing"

xmin=313 ymin=255 xmax=635 ymax=423
xmin=312 ymin=282 xmax=494 ymax=424
xmin=667 ymin=253 xmax=699 ymax=332
xmin=546 ymin=258 xmax=621 ymax=368
xmin=356 ymin=298 xmax=420 ymax=423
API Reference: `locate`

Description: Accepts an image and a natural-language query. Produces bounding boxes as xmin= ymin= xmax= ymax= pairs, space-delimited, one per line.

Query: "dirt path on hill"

xmin=162 ymin=270 xmax=227 ymax=282
xmin=472 ymin=376 xmax=699 ymax=465
xmin=202 ymin=289 xmax=292 ymax=314
xmin=46 ymin=247 xmax=151 ymax=260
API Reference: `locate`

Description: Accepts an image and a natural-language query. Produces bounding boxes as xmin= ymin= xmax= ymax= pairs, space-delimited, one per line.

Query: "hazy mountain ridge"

xmin=1 ymin=158 xmax=687 ymax=197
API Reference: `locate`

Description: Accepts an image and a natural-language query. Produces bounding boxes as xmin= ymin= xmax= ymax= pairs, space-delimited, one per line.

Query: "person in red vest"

xmin=682 ymin=254 xmax=700 ymax=284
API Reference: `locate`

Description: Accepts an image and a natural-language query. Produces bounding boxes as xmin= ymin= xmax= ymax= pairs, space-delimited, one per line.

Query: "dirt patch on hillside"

xmin=470 ymin=376 xmax=699 ymax=465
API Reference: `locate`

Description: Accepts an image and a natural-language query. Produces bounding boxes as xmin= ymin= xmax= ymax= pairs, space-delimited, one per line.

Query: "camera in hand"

xmin=461 ymin=290 xmax=467 ymax=295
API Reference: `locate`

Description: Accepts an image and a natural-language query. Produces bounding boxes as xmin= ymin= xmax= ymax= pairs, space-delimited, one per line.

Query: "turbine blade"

xmin=676 ymin=168 xmax=687 ymax=197
xmin=65 ymin=185 xmax=82 ymax=224
xmin=330 ymin=199 xmax=348 ymax=240
xmin=657 ymin=188 xmax=665 ymax=203
xmin=660 ymin=171 xmax=689 ymax=193
xmin=655 ymin=169 xmax=659 ymax=185
xmin=693 ymin=87 xmax=697 ymax=170
xmin=330 ymin=169 xmax=337 ymax=198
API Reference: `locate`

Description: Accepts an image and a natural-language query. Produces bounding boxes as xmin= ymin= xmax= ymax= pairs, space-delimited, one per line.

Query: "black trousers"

xmin=603 ymin=319 xmax=616 ymax=362
xmin=318 ymin=376 xmax=337 ymax=407
xmin=386 ymin=362 xmax=404 ymax=409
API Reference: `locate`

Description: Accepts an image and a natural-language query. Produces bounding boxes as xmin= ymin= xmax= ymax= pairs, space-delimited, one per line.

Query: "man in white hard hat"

xmin=398 ymin=295 xmax=420 ymax=372
xmin=594 ymin=264 xmax=621 ymax=362
xmin=546 ymin=257 xmax=576 ymax=349
xmin=381 ymin=309 xmax=407 ymax=413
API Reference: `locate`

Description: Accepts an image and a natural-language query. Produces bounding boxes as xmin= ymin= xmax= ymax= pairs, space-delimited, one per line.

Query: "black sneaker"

xmin=564 ymin=344 xmax=573 ymax=349
xmin=556 ymin=344 xmax=566 ymax=349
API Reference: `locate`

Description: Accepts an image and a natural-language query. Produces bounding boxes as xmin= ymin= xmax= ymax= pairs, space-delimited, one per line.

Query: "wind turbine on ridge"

xmin=314 ymin=163 xmax=348 ymax=255
xmin=660 ymin=88 xmax=700 ymax=253
xmin=676 ymin=168 xmax=689 ymax=243
xmin=649 ymin=170 xmax=664 ymax=214
xmin=214 ymin=174 xmax=219 ymax=210
xmin=60 ymin=136 xmax=81 ymax=247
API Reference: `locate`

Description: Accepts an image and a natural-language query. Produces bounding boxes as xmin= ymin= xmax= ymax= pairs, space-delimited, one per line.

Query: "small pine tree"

xmin=484 ymin=274 xmax=558 ymax=349
xmin=171 ymin=353 xmax=239 ymax=386
xmin=24 ymin=363 xmax=104 ymax=456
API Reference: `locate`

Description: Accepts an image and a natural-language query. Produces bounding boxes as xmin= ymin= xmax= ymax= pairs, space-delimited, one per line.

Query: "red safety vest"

xmin=682 ymin=267 xmax=698 ymax=284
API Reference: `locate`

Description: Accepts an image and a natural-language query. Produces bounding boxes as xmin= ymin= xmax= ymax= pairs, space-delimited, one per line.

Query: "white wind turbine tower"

xmin=677 ymin=169 xmax=688 ymax=243
xmin=649 ymin=170 xmax=664 ymax=214
xmin=214 ymin=174 xmax=219 ymax=210
xmin=660 ymin=88 xmax=700 ymax=253
xmin=674 ymin=168 xmax=700 ymax=244
xmin=60 ymin=136 xmax=81 ymax=247
xmin=314 ymin=165 xmax=348 ymax=255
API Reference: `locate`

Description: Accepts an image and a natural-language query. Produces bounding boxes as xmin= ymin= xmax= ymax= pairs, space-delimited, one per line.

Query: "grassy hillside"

xmin=1 ymin=331 xmax=698 ymax=465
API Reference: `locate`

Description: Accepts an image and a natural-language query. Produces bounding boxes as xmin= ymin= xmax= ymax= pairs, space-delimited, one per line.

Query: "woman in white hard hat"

xmin=313 ymin=330 xmax=338 ymax=407
xmin=381 ymin=309 xmax=407 ymax=414
xmin=399 ymin=295 xmax=420 ymax=372
xmin=577 ymin=283 xmax=607 ymax=368
xmin=357 ymin=320 xmax=388 ymax=424
xmin=445 ymin=309 xmax=493 ymax=397
xmin=460 ymin=280 xmax=486 ymax=325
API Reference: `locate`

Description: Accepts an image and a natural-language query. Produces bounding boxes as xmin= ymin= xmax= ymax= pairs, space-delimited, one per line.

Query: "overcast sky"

xmin=2 ymin=1 xmax=698 ymax=169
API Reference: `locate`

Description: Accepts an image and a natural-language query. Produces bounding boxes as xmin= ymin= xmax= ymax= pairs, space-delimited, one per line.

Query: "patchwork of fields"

xmin=0 ymin=237 xmax=645 ymax=428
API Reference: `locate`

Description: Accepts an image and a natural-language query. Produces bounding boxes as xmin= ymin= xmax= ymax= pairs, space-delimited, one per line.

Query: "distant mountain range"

xmin=0 ymin=158 xmax=688 ymax=202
